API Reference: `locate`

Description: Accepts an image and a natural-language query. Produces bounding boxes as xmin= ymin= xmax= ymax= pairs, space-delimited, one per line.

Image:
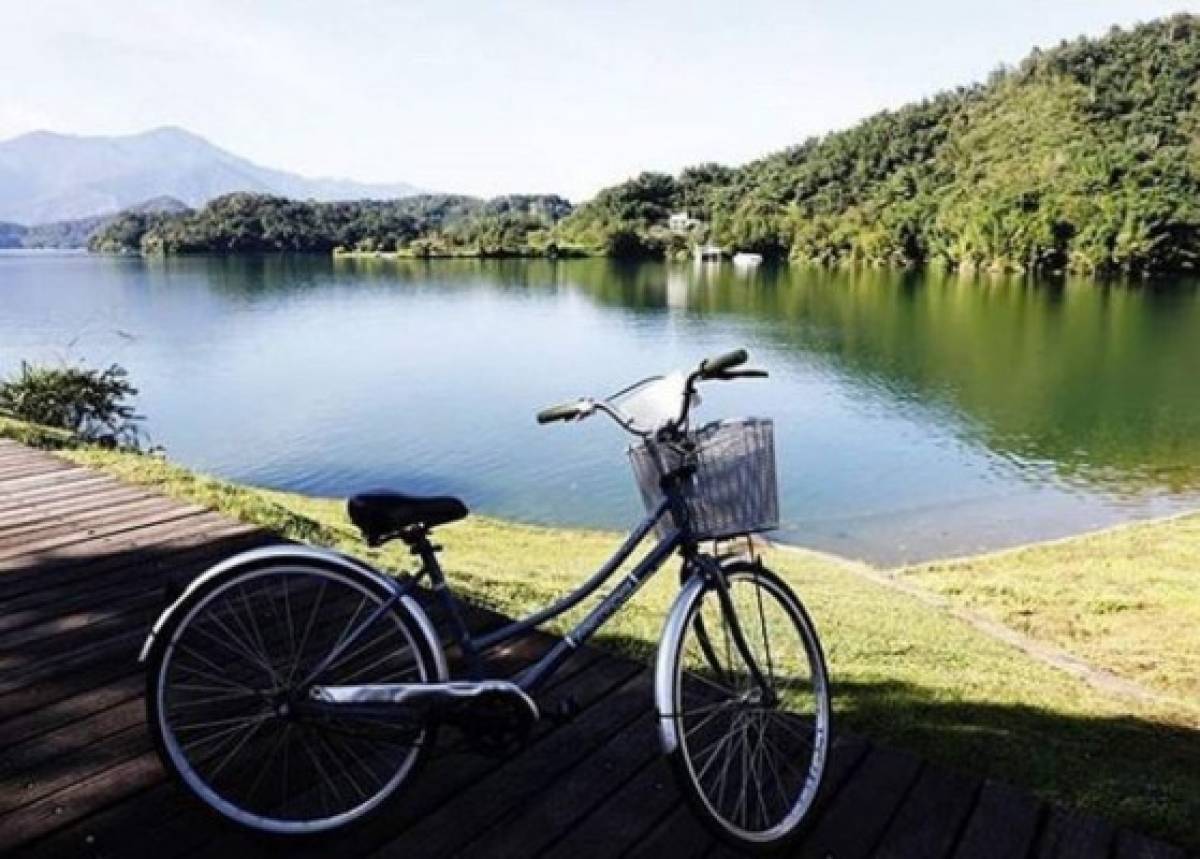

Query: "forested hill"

xmin=89 ymin=193 xmax=573 ymax=256
xmin=560 ymin=15 xmax=1200 ymax=274
xmin=90 ymin=16 xmax=1200 ymax=274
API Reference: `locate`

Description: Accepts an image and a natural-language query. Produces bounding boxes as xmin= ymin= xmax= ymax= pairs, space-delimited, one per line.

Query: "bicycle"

xmin=140 ymin=348 xmax=832 ymax=852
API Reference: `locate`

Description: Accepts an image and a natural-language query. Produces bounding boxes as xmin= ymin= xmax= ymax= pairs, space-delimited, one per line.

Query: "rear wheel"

xmin=146 ymin=563 xmax=441 ymax=836
xmin=660 ymin=561 xmax=831 ymax=852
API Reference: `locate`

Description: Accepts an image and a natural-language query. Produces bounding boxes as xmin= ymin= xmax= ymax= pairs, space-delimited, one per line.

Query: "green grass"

xmin=902 ymin=514 xmax=1200 ymax=710
xmin=4 ymin=423 xmax=1198 ymax=848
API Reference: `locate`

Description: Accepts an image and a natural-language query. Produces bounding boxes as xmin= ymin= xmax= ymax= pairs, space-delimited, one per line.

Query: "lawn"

xmin=3 ymin=419 xmax=1197 ymax=849
xmin=901 ymin=514 xmax=1200 ymax=710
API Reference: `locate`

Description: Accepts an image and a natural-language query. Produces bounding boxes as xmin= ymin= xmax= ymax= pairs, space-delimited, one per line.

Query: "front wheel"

xmin=658 ymin=561 xmax=831 ymax=852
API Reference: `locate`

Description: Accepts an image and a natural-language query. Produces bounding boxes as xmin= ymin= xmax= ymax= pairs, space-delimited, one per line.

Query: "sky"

xmin=2 ymin=1 xmax=1198 ymax=200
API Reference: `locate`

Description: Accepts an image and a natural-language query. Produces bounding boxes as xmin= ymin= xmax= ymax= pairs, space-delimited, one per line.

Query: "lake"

xmin=3 ymin=251 xmax=1200 ymax=564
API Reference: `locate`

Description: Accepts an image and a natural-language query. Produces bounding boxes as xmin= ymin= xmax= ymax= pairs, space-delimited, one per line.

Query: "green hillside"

xmin=559 ymin=15 xmax=1200 ymax=274
xmin=89 ymin=16 xmax=1200 ymax=274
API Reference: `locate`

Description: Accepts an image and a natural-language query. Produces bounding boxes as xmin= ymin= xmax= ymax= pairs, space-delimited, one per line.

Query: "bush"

xmin=0 ymin=362 xmax=144 ymax=448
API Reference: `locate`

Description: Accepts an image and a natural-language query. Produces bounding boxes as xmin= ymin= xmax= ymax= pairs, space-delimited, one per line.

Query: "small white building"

xmin=668 ymin=211 xmax=700 ymax=233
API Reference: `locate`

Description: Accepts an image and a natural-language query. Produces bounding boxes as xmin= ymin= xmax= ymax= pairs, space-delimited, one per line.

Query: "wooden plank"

xmin=1113 ymin=830 xmax=1188 ymax=859
xmin=0 ymin=475 xmax=121 ymax=510
xmin=0 ymin=528 xmax=270 ymax=635
xmin=369 ymin=668 xmax=655 ymax=858
xmin=0 ymin=459 xmax=73 ymax=482
xmin=1034 ymin=807 xmax=1116 ymax=859
xmin=0 ymin=501 xmax=207 ymax=561
xmin=0 ymin=492 xmax=182 ymax=540
xmin=622 ymin=802 xmax=713 ymax=859
xmin=0 ymin=468 xmax=104 ymax=499
xmin=0 ymin=657 xmax=140 ymax=725
xmin=0 ymin=673 xmax=143 ymax=752
xmin=0 ymin=484 xmax=151 ymax=530
xmin=952 ymin=779 xmax=1043 ymax=859
xmin=548 ymin=757 xmax=695 ymax=859
xmin=0 ymin=519 xmax=262 ymax=600
xmin=0 ymin=723 xmax=147 ymax=816
xmin=0 ymin=585 xmax=165 ymax=653
xmin=461 ymin=712 xmax=661 ymax=857
xmin=703 ymin=731 xmax=875 ymax=859
xmin=873 ymin=763 xmax=980 ymax=859
xmin=798 ymin=745 xmax=923 ymax=859
xmin=0 ymin=468 xmax=112 ymax=496
xmin=0 ymin=624 xmax=148 ymax=699
xmin=0 ymin=696 xmax=145 ymax=793
xmin=0 ymin=749 xmax=164 ymax=850
xmin=0 ymin=511 xmax=232 ymax=586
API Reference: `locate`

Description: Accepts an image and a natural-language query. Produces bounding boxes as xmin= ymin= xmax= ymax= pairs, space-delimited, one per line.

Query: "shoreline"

xmin=25 ymin=247 xmax=1200 ymax=281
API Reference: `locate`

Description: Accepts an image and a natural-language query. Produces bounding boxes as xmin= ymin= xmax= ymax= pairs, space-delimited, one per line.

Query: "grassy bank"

xmin=3 ymin=420 xmax=1197 ymax=848
xmin=902 ymin=515 xmax=1200 ymax=711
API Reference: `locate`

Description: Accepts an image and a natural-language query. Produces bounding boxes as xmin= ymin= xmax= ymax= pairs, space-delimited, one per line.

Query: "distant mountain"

xmin=0 ymin=196 xmax=191 ymax=249
xmin=23 ymin=196 xmax=192 ymax=249
xmin=0 ymin=221 xmax=23 ymax=249
xmin=0 ymin=127 xmax=422 ymax=225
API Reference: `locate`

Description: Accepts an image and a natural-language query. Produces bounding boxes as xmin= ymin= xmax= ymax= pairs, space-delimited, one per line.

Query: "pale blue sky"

xmin=2 ymin=1 xmax=1196 ymax=199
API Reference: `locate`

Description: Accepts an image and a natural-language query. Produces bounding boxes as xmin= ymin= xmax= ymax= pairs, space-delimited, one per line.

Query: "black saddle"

xmin=348 ymin=490 xmax=468 ymax=544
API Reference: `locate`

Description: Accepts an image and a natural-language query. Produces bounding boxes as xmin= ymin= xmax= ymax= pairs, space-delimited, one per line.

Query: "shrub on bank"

xmin=0 ymin=361 xmax=144 ymax=448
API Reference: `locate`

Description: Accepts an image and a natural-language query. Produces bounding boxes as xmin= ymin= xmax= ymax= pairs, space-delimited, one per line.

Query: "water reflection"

xmin=2 ymin=251 xmax=1198 ymax=562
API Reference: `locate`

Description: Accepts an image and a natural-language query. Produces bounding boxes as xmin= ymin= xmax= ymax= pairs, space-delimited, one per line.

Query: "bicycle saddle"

xmin=348 ymin=490 xmax=468 ymax=543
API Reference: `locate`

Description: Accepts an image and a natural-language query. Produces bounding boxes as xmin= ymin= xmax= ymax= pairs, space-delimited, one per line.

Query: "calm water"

xmin=3 ymin=251 xmax=1200 ymax=564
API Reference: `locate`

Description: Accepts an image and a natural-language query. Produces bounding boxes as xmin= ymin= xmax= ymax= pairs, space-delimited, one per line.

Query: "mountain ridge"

xmin=0 ymin=126 xmax=423 ymax=225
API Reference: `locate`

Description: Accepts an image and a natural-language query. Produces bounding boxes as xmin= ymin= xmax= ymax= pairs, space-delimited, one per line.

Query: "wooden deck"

xmin=0 ymin=438 xmax=1189 ymax=858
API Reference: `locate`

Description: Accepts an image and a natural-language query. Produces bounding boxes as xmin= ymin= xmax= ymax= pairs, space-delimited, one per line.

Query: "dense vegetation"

xmin=558 ymin=15 xmax=1200 ymax=273
xmin=90 ymin=193 xmax=573 ymax=256
xmin=87 ymin=16 xmax=1200 ymax=274
xmin=0 ymin=362 xmax=143 ymax=447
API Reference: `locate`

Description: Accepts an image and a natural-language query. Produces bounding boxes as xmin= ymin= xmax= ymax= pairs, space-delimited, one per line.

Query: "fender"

xmin=654 ymin=572 xmax=707 ymax=755
xmin=137 ymin=544 xmax=448 ymax=682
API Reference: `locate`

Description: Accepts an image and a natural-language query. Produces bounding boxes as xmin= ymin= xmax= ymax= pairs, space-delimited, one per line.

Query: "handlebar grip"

xmin=699 ymin=349 xmax=749 ymax=379
xmin=536 ymin=400 xmax=583 ymax=425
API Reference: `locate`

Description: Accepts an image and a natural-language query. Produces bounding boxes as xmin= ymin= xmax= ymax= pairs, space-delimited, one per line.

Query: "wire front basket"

xmin=628 ymin=418 xmax=779 ymax=542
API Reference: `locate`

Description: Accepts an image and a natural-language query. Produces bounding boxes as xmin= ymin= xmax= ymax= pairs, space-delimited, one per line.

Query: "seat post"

xmin=401 ymin=526 xmax=440 ymax=567
xmin=402 ymin=526 xmax=485 ymax=677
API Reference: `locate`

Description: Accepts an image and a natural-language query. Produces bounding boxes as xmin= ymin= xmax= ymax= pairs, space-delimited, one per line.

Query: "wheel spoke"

xmin=156 ymin=567 xmax=431 ymax=831
xmin=671 ymin=568 xmax=829 ymax=844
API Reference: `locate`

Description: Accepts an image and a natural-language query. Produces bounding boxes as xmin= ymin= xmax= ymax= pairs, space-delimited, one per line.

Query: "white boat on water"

xmin=693 ymin=243 xmax=724 ymax=262
xmin=732 ymin=252 xmax=763 ymax=266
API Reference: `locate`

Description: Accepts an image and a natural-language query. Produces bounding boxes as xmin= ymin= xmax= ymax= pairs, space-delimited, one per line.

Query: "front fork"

xmin=687 ymin=554 xmax=777 ymax=706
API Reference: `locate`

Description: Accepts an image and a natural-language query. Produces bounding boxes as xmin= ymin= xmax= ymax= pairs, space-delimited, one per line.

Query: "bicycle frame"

xmin=417 ymin=495 xmax=680 ymax=694
xmin=306 ymin=435 xmax=773 ymax=707
xmin=331 ymin=460 xmax=772 ymax=701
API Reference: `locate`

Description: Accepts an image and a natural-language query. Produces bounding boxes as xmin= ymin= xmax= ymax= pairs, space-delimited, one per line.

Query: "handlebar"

xmin=537 ymin=348 xmax=766 ymax=434
xmin=536 ymin=399 xmax=588 ymax=424
xmin=697 ymin=349 xmax=748 ymax=379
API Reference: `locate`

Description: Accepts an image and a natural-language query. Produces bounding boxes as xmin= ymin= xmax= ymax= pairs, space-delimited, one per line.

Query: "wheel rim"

xmin=156 ymin=567 xmax=429 ymax=833
xmin=672 ymin=570 xmax=829 ymax=843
